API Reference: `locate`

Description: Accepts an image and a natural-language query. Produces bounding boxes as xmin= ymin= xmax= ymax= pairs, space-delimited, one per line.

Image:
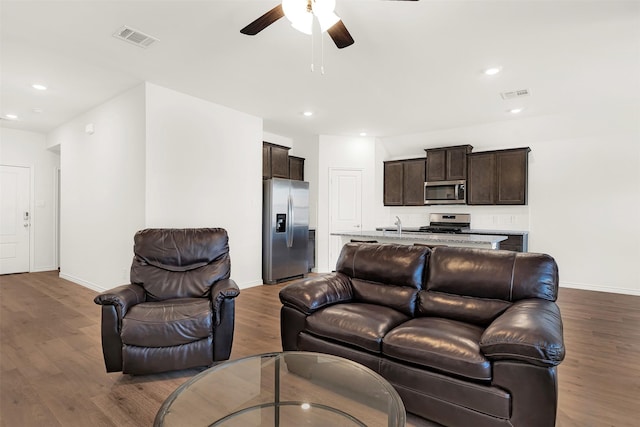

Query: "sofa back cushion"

xmin=336 ymin=243 xmax=430 ymax=316
xmin=131 ymin=228 xmax=230 ymax=301
xmin=420 ymin=247 xmax=559 ymax=326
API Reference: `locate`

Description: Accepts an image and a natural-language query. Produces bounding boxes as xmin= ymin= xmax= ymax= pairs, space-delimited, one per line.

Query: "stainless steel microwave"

xmin=424 ymin=180 xmax=466 ymax=205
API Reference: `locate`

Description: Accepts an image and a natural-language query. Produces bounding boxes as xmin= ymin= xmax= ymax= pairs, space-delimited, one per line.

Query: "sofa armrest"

xmin=93 ymin=284 xmax=146 ymax=318
xmin=480 ymin=299 xmax=565 ymax=367
xmin=279 ymin=273 xmax=353 ymax=315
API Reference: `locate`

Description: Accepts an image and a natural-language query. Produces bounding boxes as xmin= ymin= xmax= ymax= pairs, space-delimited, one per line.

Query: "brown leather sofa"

xmin=280 ymin=243 xmax=565 ymax=426
xmin=94 ymin=228 xmax=239 ymax=375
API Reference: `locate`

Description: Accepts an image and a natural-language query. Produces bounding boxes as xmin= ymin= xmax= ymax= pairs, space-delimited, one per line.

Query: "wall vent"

xmin=500 ymin=89 xmax=530 ymax=100
xmin=113 ymin=26 xmax=159 ymax=48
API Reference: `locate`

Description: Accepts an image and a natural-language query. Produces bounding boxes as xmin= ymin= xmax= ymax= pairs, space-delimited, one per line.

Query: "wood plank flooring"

xmin=1 ymin=271 xmax=639 ymax=426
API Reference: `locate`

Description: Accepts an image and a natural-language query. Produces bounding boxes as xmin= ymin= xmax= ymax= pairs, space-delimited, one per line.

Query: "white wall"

xmin=379 ymin=107 xmax=640 ymax=295
xmin=288 ymin=134 xmax=319 ymax=230
xmin=47 ymin=84 xmax=146 ymax=291
xmin=263 ymin=131 xmax=293 ymax=149
xmin=0 ymin=128 xmax=60 ymax=271
xmin=145 ymin=83 xmax=263 ymax=288
xmin=317 ymin=135 xmax=378 ymax=272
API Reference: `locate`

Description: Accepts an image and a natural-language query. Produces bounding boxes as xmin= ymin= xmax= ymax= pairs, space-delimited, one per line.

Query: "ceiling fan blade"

xmin=327 ymin=20 xmax=354 ymax=49
xmin=240 ymin=4 xmax=285 ymax=36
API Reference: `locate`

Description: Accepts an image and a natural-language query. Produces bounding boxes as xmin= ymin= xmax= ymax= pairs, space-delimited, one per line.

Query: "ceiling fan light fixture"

xmin=316 ymin=11 xmax=340 ymax=33
xmin=283 ymin=0 xmax=312 ymax=34
xmin=291 ymin=13 xmax=313 ymax=35
xmin=282 ymin=0 xmax=340 ymax=35
xmin=312 ymin=0 xmax=340 ymax=32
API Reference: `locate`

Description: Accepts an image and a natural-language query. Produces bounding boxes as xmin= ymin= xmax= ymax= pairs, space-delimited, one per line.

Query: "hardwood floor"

xmin=1 ymin=271 xmax=639 ymax=426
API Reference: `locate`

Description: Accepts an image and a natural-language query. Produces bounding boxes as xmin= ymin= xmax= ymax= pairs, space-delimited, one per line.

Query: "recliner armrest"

xmin=93 ymin=284 xmax=146 ymax=318
xmin=210 ymin=278 xmax=240 ymax=302
xmin=279 ymin=273 xmax=353 ymax=315
xmin=480 ymin=299 xmax=565 ymax=367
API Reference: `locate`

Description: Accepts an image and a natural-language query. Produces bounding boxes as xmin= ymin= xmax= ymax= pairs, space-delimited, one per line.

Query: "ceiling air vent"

xmin=500 ymin=89 xmax=530 ymax=100
xmin=113 ymin=26 xmax=159 ymax=48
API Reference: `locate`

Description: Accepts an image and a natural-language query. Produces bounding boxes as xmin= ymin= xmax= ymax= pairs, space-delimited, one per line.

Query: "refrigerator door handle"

xmin=287 ymin=194 xmax=294 ymax=248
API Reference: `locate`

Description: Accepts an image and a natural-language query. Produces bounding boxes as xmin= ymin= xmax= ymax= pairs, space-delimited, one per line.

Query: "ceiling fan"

xmin=240 ymin=0 xmax=419 ymax=49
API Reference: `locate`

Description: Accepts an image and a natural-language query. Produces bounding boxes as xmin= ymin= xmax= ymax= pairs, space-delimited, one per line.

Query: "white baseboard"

xmin=240 ymin=279 xmax=265 ymax=289
xmin=560 ymin=281 xmax=640 ymax=296
xmin=59 ymin=272 xmax=108 ymax=293
xmin=31 ymin=266 xmax=57 ymax=273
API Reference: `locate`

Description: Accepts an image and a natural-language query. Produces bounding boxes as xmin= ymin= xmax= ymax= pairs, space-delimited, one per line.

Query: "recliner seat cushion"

xmin=123 ymin=337 xmax=213 ymax=375
xmin=383 ymin=317 xmax=491 ymax=381
xmin=306 ymin=303 xmax=409 ymax=353
xmin=121 ymin=298 xmax=212 ymax=347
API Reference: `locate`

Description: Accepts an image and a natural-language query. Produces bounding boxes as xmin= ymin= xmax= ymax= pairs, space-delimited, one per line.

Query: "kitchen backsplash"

xmin=386 ymin=205 xmax=529 ymax=231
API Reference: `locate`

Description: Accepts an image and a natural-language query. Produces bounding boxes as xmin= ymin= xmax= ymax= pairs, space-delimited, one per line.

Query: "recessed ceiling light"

xmin=32 ymin=84 xmax=47 ymax=91
xmin=509 ymin=108 xmax=524 ymax=114
xmin=484 ymin=67 xmax=502 ymax=76
xmin=302 ymin=111 xmax=313 ymax=117
xmin=32 ymin=108 xmax=44 ymax=113
xmin=359 ymin=132 xmax=367 ymax=137
xmin=5 ymin=114 xmax=18 ymax=120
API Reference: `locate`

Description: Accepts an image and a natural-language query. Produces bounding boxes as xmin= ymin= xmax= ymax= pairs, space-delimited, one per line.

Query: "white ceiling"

xmin=1 ymin=0 xmax=639 ymax=141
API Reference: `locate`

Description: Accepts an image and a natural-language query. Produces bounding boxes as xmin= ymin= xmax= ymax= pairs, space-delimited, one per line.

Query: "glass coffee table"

xmin=154 ymin=352 xmax=405 ymax=427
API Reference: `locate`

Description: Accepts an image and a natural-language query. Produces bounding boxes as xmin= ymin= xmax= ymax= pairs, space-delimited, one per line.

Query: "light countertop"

xmin=333 ymin=230 xmax=507 ymax=247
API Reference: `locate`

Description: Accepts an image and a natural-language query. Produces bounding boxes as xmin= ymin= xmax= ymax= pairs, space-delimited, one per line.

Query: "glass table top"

xmin=154 ymin=351 xmax=406 ymax=427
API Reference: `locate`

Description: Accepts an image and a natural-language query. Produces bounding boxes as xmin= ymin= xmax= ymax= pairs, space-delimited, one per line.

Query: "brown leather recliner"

xmin=280 ymin=243 xmax=565 ymax=427
xmin=94 ymin=228 xmax=240 ymax=375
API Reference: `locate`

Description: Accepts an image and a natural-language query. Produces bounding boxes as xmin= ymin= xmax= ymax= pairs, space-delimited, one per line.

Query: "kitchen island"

xmin=332 ymin=230 xmax=507 ymax=250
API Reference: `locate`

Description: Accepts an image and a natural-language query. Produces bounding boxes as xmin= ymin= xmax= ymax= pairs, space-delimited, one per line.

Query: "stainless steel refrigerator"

xmin=263 ymin=178 xmax=309 ymax=284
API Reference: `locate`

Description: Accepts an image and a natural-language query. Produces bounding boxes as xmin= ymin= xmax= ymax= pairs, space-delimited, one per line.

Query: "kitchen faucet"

xmin=394 ymin=216 xmax=402 ymax=234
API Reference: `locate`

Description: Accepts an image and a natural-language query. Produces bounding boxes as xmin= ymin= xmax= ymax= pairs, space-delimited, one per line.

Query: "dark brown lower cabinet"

xmin=467 ymin=148 xmax=530 ymax=205
xmin=499 ymin=234 xmax=527 ymax=252
xmin=307 ymin=229 xmax=315 ymax=272
xmin=462 ymin=232 xmax=528 ymax=252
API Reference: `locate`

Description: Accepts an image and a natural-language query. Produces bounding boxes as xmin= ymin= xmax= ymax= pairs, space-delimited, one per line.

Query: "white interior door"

xmin=0 ymin=165 xmax=30 ymax=274
xmin=329 ymin=168 xmax=362 ymax=267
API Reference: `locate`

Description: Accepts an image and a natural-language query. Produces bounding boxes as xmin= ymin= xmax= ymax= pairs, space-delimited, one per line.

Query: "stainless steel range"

xmin=418 ymin=213 xmax=471 ymax=234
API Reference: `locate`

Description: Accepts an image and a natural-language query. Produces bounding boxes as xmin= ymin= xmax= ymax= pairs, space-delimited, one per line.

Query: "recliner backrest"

xmin=336 ymin=243 xmax=430 ymax=316
xmin=130 ymin=228 xmax=230 ymax=301
xmin=419 ymin=247 xmax=559 ymax=326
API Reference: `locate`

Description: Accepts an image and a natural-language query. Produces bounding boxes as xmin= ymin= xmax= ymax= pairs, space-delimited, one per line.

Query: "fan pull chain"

xmin=310 ymin=25 xmax=314 ymax=72
xmin=321 ymin=32 xmax=325 ymax=75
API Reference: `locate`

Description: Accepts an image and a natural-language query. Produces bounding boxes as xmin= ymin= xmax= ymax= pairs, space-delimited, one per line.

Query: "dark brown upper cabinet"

xmin=269 ymin=144 xmax=290 ymax=179
xmin=383 ymin=161 xmax=404 ymax=206
xmin=289 ymin=156 xmax=304 ymax=181
xmin=425 ymin=145 xmax=473 ymax=182
xmin=467 ymin=147 xmax=530 ymax=205
xmin=263 ymin=142 xmax=306 ymax=181
xmin=383 ymin=158 xmax=426 ymax=206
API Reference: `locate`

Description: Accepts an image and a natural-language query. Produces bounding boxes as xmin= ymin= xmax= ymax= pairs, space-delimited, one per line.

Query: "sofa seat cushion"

xmin=382 ymin=317 xmax=491 ymax=381
xmin=121 ymin=298 xmax=212 ymax=347
xmin=306 ymin=303 xmax=410 ymax=353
